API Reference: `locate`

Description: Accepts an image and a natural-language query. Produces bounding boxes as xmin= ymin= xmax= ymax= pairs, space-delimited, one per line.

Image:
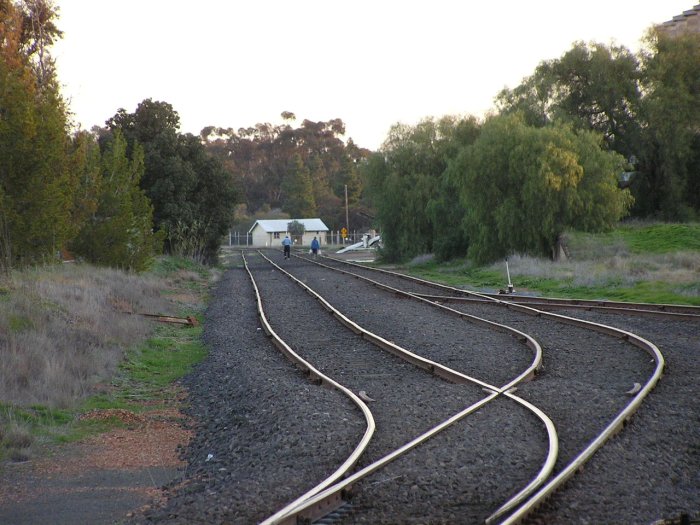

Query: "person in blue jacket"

xmin=310 ymin=236 xmax=320 ymax=257
xmin=282 ymin=235 xmax=292 ymax=259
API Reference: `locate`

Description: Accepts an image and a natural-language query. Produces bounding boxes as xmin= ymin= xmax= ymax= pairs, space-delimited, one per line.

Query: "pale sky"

xmin=52 ymin=1 xmax=692 ymax=150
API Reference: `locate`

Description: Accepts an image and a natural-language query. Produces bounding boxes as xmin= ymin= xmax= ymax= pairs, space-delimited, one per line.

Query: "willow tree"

xmin=448 ymin=114 xmax=632 ymax=263
xmin=363 ymin=116 xmax=480 ymax=262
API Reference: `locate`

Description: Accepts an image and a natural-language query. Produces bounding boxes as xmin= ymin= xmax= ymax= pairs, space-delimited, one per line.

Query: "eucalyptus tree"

xmin=201 ymin=114 xmax=370 ymax=230
xmin=281 ymin=154 xmax=316 ymax=218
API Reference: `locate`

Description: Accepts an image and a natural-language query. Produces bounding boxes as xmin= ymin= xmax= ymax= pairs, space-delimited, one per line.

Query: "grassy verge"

xmin=401 ymin=222 xmax=700 ymax=305
xmin=0 ymin=256 xmax=215 ymax=464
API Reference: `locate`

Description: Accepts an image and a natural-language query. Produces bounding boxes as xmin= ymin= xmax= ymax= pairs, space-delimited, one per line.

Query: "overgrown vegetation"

xmin=4 ymin=1 xmax=697 ymax=272
xmin=365 ymin=30 xmax=700 ymax=264
xmin=403 ymin=222 xmax=700 ymax=305
xmin=0 ymin=2 xmax=238 ymax=273
xmin=0 ymin=257 xmax=212 ymax=464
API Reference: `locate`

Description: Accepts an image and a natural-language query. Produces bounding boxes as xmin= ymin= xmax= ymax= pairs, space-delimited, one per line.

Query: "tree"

xmin=281 ymin=154 xmax=316 ymax=218
xmin=635 ymin=29 xmax=700 ymax=219
xmin=496 ymin=36 xmax=700 ymax=221
xmin=0 ymin=0 xmax=75 ymax=270
xmin=448 ymin=114 xmax=632 ymax=263
xmin=287 ymin=219 xmax=305 ymax=239
xmin=363 ymin=115 xmax=481 ymax=262
xmin=66 ymin=130 xmax=102 ymax=237
xmin=107 ymin=99 xmax=239 ymax=262
xmin=178 ymin=133 xmax=239 ymax=261
xmin=201 ymin=114 xmax=371 ymax=231
xmin=70 ymin=131 xmax=161 ymax=271
xmin=496 ymin=41 xmax=643 ymax=160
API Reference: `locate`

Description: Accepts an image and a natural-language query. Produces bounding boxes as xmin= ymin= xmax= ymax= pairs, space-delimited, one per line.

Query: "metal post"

xmin=505 ymin=258 xmax=514 ymax=293
xmin=345 ymin=184 xmax=349 ymax=234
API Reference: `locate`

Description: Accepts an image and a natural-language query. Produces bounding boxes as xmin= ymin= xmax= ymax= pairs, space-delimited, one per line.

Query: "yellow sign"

xmin=341 ymin=227 xmax=348 ymax=238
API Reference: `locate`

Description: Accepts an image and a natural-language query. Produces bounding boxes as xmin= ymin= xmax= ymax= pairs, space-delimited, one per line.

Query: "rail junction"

xmin=135 ymin=249 xmax=699 ymax=525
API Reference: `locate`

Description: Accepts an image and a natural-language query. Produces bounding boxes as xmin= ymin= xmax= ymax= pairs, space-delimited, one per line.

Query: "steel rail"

xmin=274 ymin=251 xmax=541 ymax=392
xmin=319 ymin=254 xmax=700 ymax=318
xmin=257 ymin=251 xmax=559 ymax=524
xmin=314 ymin=253 xmax=666 ymax=524
xmin=498 ymin=323 xmax=664 ymax=525
xmin=293 ymin=253 xmax=543 ymax=389
xmin=272 ymin=392 xmax=499 ymax=525
xmin=477 ymin=292 xmax=700 ymax=316
xmin=269 ymin=392 xmax=559 ymax=525
xmin=241 ymin=252 xmax=377 ymax=521
xmin=410 ymin=293 xmax=700 ymax=321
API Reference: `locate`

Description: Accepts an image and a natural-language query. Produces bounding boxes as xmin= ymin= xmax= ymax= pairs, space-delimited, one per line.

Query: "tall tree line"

xmin=1 ymin=0 xmax=76 ymax=269
xmin=496 ymin=31 xmax=700 ymax=221
xmin=366 ymin=29 xmax=700 ymax=263
xmin=200 ymin=113 xmax=372 ymax=231
xmin=0 ymin=1 xmax=238 ymax=271
xmin=105 ymin=99 xmax=239 ymax=263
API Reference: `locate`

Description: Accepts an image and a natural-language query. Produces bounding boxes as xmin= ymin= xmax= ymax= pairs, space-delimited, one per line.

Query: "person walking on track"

xmin=282 ymin=235 xmax=292 ymax=259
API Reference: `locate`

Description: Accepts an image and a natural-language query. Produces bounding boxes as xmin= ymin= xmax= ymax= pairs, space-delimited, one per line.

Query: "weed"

xmin=0 ymin=264 xmax=173 ymax=408
xmin=0 ymin=256 xmax=212 ymax=464
xmin=4 ymin=426 xmax=33 ymax=449
xmin=8 ymin=315 xmax=34 ymax=332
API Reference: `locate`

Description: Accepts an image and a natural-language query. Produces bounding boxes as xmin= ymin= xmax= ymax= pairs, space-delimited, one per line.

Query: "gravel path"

xmin=130 ymin=252 xmax=699 ymax=524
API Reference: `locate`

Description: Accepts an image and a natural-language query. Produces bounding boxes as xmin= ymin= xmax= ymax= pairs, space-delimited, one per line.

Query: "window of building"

xmin=273 ymin=232 xmax=280 ymax=239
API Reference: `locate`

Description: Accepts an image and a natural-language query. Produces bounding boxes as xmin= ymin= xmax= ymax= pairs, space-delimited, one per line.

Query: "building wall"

xmin=659 ymin=5 xmax=700 ymax=36
xmin=249 ymin=225 xmax=326 ymax=247
xmin=251 ymin=226 xmax=276 ymax=247
xmin=301 ymin=231 xmax=324 ymax=246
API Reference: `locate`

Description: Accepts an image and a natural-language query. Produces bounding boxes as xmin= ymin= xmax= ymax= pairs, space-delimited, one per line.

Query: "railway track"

xmin=247 ymin=250 xmax=666 ymax=524
xmin=132 ymin=250 xmax=697 ymax=525
xmin=311 ymin=253 xmax=700 ymax=320
xmin=243 ymin=251 xmax=556 ymax=524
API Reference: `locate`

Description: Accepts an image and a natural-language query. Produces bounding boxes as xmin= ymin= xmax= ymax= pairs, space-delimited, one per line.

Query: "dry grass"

xmin=497 ymin=251 xmax=700 ymax=294
xmin=0 ymin=263 xmax=173 ymax=408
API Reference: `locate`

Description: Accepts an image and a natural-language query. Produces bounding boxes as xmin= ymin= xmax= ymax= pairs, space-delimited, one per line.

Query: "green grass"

xmin=618 ymin=223 xmax=700 ymax=253
xmin=120 ymin=323 xmax=206 ymax=391
xmin=0 ymin=404 xmax=74 ymax=459
xmin=8 ymin=314 xmax=34 ymax=332
xmin=1 ymin=319 xmax=208 ymax=458
xmin=566 ymin=222 xmax=700 ymax=256
xmin=150 ymin=255 xmax=211 ymax=280
xmin=57 ymin=417 xmax=131 ymax=444
xmin=400 ymin=222 xmax=700 ymax=306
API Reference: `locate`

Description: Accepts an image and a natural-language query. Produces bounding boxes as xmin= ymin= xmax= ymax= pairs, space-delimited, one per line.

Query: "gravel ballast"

xmin=132 ymin=252 xmax=699 ymax=525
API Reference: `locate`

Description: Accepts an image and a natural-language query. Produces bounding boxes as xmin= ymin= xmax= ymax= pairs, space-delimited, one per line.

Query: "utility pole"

xmin=344 ymin=184 xmax=349 ymax=234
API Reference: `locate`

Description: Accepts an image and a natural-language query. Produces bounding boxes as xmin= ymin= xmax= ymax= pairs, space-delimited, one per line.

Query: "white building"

xmin=248 ymin=218 xmax=329 ymax=248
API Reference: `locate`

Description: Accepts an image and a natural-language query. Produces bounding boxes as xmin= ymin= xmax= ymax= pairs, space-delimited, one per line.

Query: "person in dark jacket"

xmin=310 ymin=236 xmax=320 ymax=257
xmin=282 ymin=235 xmax=292 ymax=259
